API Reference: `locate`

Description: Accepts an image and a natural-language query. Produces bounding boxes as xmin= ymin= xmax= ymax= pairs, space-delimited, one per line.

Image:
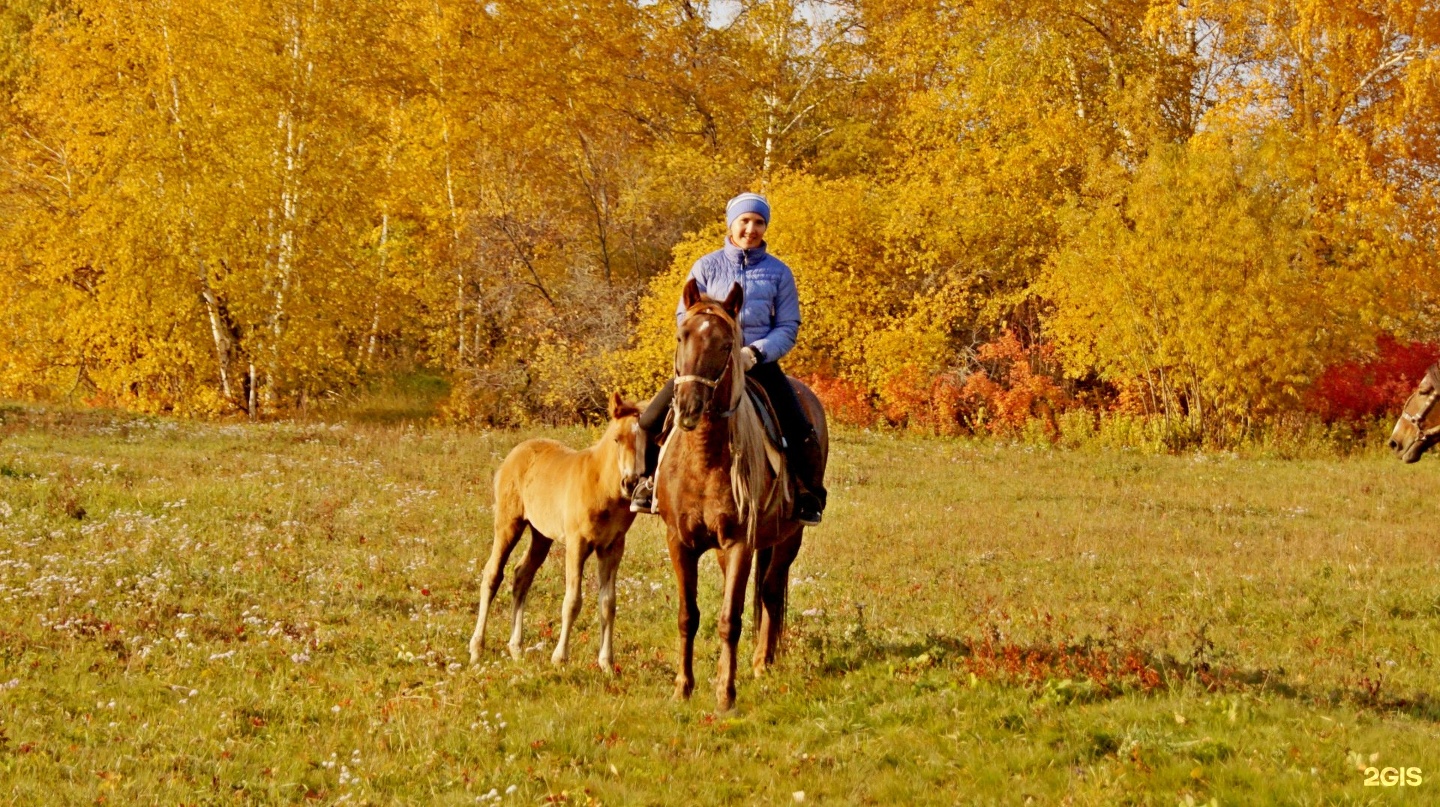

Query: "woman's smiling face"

xmin=729 ymin=212 xmax=767 ymax=250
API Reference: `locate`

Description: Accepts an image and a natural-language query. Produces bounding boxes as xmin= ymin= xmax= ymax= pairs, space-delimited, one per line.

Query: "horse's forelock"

xmin=682 ymin=300 xmax=737 ymax=328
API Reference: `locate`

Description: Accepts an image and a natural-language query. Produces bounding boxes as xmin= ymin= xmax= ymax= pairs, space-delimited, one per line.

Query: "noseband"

xmin=674 ymin=306 xmax=743 ymax=419
xmin=1402 ymin=364 xmax=1440 ymax=442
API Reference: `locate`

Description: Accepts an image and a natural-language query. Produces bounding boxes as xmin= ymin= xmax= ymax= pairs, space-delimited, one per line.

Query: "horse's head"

xmin=1390 ymin=364 xmax=1440 ymax=463
xmin=673 ymin=279 xmax=744 ymax=431
xmin=605 ymin=391 xmax=645 ymax=496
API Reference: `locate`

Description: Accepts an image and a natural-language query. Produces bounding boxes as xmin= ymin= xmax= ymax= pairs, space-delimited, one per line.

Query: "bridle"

xmin=1401 ymin=364 xmax=1440 ymax=443
xmin=673 ymin=304 xmax=744 ymax=419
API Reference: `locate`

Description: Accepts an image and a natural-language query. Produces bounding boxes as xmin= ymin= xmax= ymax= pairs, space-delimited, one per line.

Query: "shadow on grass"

xmin=0 ymin=402 xmax=146 ymax=435
xmin=3 ymin=371 xmax=450 ymax=432
xmin=792 ymin=618 xmax=1440 ymax=722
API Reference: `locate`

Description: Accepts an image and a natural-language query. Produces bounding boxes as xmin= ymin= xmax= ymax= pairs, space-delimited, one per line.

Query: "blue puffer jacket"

xmin=675 ymin=240 xmax=801 ymax=364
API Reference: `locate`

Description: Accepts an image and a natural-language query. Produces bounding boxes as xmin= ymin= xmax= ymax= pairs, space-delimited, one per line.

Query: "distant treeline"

xmin=1 ymin=1 xmax=1437 ymax=438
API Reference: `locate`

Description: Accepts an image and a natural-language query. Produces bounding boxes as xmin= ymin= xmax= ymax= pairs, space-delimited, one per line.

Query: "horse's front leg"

xmin=715 ymin=540 xmax=754 ymax=712
xmin=667 ymin=535 xmax=700 ymax=700
xmin=552 ymin=536 xmax=594 ymax=666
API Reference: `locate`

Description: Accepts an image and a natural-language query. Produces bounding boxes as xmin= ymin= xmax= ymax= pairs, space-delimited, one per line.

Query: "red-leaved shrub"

xmin=878 ymin=366 xmax=966 ymax=435
xmin=802 ymin=374 xmax=879 ymax=428
xmin=960 ymin=330 xmax=1069 ymax=437
xmin=1308 ymin=334 xmax=1440 ymax=423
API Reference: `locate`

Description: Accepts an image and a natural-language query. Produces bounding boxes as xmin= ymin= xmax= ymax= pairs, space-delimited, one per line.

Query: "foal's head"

xmin=1390 ymin=364 xmax=1440 ymax=464
xmin=604 ymin=392 xmax=644 ymax=496
xmin=673 ymin=279 xmax=745 ymax=432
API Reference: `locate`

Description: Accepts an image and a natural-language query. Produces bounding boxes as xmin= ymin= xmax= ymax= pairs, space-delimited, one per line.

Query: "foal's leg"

xmin=552 ymin=536 xmax=595 ymax=666
xmin=668 ymin=537 xmax=700 ymax=700
xmin=507 ymin=530 xmax=554 ymax=660
xmin=753 ymin=534 xmax=802 ymax=676
xmin=469 ymin=513 xmax=528 ymax=664
xmin=595 ymin=534 xmax=626 ymax=674
xmin=715 ymin=541 xmax=754 ymax=712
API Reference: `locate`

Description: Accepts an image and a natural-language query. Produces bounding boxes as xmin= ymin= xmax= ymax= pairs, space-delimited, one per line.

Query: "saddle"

xmin=743 ymin=376 xmax=787 ymax=450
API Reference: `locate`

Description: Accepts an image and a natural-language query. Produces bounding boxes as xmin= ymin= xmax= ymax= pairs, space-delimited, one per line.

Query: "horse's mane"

xmin=679 ymin=300 xmax=786 ymax=546
xmin=730 ymin=387 xmax=785 ymax=546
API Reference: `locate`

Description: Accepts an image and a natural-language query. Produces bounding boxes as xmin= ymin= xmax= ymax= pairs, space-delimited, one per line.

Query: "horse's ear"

xmin=682 ymin=278 xmax=703 ymax=311
xmin=608 ymin=391 xmax=641 ymax=420
xmin=721 ymin=282 xmax=743 ymax=318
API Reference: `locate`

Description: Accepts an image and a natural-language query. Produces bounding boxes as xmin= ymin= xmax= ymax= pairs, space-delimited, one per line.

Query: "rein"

xmin=673 ymin=305 xmax=744 ymax=419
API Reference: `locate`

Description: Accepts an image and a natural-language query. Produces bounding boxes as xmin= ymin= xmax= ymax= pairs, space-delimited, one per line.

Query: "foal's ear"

xmin=721 ymin=282 xmax=743 ymax=318
xmin=608 ymin=391 xmax=640 ymax=420
xmin=682 ymin=278 xmax=703 ymax=311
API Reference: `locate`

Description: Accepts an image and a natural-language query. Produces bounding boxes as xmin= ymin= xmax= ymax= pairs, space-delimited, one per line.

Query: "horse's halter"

xmin=673 ymin=305 xmax=744 ymax=419
xmin=1402 ymin=364 xmax=1440 ymax=443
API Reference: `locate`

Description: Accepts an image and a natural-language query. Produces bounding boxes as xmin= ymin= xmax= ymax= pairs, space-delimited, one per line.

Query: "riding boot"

xmin=629 ymin=438 xmax=660 ymax=513
xmin=786 ymin=431 xmax=827 ymax=526
xmin=628 ymin=476 xmax=656 ymax=514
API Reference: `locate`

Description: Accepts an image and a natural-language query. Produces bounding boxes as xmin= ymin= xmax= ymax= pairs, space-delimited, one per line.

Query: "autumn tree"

xmin=1 ymin=0 xmax=1437 ymax=437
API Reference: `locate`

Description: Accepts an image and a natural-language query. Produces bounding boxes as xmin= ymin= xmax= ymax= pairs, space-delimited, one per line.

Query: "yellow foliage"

xmin=0 ymin=0 xmax=1436 ymax=438
xmin=1041 ymin=131 xmax=1398 ymax=429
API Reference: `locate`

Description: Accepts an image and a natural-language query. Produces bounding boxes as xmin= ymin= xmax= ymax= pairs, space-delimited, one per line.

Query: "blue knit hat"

xmin=726 ymin=193 xmax=770 ymax=227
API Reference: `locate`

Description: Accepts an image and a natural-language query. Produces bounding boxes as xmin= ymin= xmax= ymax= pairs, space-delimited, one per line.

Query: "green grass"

xmin=312 ymin=372 xmax=452 ymax=425
xmin=1 ymin=405 xmax=1438 ymax=804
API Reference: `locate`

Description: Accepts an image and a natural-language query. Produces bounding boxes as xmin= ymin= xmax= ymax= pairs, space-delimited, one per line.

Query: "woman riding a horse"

xmin=630 ymin=193 xmax=827 ymax=525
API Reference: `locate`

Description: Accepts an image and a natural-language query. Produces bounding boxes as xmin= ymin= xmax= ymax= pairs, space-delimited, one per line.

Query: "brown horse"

xmin=657 ymin=279 xmax=828 ymax=711
xmin=468 ymin=392 xmax=645 ymax=672
xmin=1389 ymin=364 xmax=1440 ymax=463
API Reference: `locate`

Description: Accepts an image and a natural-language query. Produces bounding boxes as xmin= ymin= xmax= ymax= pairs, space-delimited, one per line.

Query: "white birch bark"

xmin=160 ymin=16 xmax=234 ymax=401
xmin=431 ymin=0 xmax=468 ymax=363
xmin=364 ymin=211 xmax=389 ymax=367
xmin=264 ymin=7 xmax=312 ymax=409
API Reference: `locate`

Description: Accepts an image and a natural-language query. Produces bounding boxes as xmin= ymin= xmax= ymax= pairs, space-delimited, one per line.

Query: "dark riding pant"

xmin=747 ymin=362 xmax=815 ymax=450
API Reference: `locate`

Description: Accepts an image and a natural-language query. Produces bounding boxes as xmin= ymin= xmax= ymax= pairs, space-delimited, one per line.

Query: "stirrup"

xmin=629 ymin=476 xmax=656 ymax=514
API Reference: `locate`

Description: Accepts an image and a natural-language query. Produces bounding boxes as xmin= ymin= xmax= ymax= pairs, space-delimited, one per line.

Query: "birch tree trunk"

xmin=160 ymin=15 xmax=234 ymax=402
xmin=363 ymin=211 xmax=389 ymax=368
xmin=430 ymin=0 xmax=467 ymax=365
xmin=264 ymin=7 xmax=311 ymax=410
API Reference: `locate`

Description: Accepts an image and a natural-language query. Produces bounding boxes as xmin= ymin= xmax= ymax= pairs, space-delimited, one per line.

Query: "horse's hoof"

xmin=673 ymin=682 xmax=694 ymax=701
xmin=550 ymin=650 xmax=567 ymax=666
xmin=599 ymin=657 xmax=614 ymax=675
xmin=469 ymin=649 xmax=481 ymax=665
xmin=716 ymin=691 xmax=735 ymax=712
xmin=507 ymin=643 xmax=523 ymax=661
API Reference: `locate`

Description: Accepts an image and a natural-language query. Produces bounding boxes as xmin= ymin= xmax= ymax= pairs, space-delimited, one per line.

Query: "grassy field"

xmin=1 ymin=404 xmax=1439 ymax=804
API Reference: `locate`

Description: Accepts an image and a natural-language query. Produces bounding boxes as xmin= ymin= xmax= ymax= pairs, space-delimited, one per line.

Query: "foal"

xmin=468 ymin=393 xmax=645 ymax=672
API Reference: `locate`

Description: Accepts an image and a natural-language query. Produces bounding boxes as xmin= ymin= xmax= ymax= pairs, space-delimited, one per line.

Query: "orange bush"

xmin=801 ymin=374 xmax=879 ymax=429
xmin=876 ymin=366 xmax=966 ymax=435
xmin=960 ymin=330 xmax=1069 ymax=437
